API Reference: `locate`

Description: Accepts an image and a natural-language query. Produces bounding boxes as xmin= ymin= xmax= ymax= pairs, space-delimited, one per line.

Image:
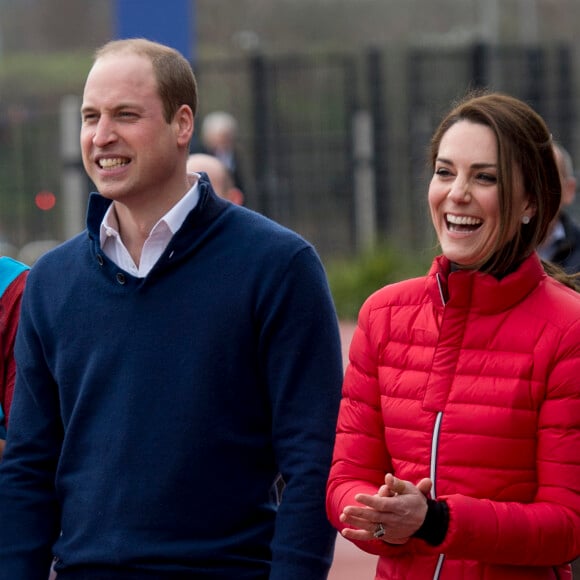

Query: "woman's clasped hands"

xmin=339 ymin=473 xmax=432 ymax=545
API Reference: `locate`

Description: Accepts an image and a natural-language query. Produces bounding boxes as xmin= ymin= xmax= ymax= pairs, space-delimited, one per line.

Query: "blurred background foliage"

xmin=0 ymin=52 xmax=90 ymax=101
xmin=326 ymin=242 xmax=435 ymax=320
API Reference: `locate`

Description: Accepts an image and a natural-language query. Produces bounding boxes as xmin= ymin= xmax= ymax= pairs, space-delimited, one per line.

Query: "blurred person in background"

xmin=187 ymin=152 xmax=244 ymax=205
xmin=326 ymin=92 xmax=580 ymax=579
xmin=0 ymin=38 xmax=343 ymax=579
xmin=0 ymin=257 xmax=28 ymax=460
xmin=540 ymin=142 xmax=580 ymax=580
xmin=199 ymin=110 xmax=245 ymax=191
xmin=538 ymin=141 xmax=580 ymax=274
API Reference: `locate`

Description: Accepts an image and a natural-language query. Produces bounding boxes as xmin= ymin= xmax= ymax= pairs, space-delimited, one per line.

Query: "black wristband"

xmin=412 ymin=498 xmax=449 ymax=546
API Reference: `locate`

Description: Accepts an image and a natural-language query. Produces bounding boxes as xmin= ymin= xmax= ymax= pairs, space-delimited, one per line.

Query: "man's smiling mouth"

xmin=98 ymin=157 xmax=130 ymax=169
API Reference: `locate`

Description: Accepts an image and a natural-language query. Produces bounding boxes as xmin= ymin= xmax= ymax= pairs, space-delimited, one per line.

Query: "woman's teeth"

xmin=446 ymin=214 xmax=482 ymax=231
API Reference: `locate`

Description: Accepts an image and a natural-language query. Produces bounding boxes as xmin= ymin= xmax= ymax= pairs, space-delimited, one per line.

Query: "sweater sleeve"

xmin=262 ymin=246 xmax=343 ymax=580
xmin=0 ymin=273 xmax=62 ymax=579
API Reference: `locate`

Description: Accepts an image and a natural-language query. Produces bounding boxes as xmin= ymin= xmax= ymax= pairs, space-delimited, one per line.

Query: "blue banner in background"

xmin=114 ymin=0 xmax=195 ymax=62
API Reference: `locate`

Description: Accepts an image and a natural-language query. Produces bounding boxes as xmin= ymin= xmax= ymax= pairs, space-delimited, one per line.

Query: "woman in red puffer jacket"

xmin=326 ymin=92 xmax=580 ymax=580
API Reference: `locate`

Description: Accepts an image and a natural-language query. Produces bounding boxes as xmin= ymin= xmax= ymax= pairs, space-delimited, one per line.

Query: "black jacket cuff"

xmin=412 ymin=498 xmax=449 ymax=546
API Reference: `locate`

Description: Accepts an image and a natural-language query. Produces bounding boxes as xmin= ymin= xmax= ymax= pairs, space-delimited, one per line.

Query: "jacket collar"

xmin=428 ymin=253 xmax=546 ymax=314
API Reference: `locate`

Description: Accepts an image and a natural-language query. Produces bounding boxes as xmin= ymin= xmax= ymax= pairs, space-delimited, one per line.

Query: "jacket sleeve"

xmin=263 ymin=246 xmax=344 ymax=580
xmin=437 ymin=317 xmax=580 ymax=566
xmin=0 ymin=277 xmax=62 ymax=579
xmin=326 ymin=298 xmax=408 ymax=558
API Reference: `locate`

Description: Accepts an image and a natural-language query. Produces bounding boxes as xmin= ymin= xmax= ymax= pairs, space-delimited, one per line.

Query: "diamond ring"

xmin=373 ymin=522 xmax=385 ymax=538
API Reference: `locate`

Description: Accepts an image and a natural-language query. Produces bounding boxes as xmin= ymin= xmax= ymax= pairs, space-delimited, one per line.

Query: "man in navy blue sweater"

xmin=0 ymin=39 xmax=343 ymax=579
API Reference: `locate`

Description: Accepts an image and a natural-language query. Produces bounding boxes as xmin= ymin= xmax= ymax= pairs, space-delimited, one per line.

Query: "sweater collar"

xmin=86 ymin=173 xmax=230 ymax=278
xmin=87 ymin=172 xmax=229 ymax=244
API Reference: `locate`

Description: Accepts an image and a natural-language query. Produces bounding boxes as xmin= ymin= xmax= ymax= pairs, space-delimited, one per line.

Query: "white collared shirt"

xmin=100 ymin=177 xmax=200 ymax=278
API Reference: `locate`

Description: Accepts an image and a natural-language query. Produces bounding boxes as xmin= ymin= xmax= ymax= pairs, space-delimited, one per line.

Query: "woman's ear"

xmin=521 ymin=196 xmax=537 ymax=223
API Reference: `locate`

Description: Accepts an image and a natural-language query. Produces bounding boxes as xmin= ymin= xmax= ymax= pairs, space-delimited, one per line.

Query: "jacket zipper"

xmin=431 ymin=273 xmax=446 ymax=579
xmin=430 ymin=412 xmax=445 ymax=579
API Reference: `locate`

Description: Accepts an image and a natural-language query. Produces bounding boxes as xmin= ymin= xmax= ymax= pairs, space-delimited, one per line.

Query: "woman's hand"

xmin=339 ymin=474 xmax=432 ymax=544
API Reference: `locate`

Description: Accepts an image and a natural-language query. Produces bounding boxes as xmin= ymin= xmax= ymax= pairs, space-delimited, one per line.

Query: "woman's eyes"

xmin=435 ymin=167 xmax=497 ymax=184
xmin=476 ymin=173 xmax=497 ymax=183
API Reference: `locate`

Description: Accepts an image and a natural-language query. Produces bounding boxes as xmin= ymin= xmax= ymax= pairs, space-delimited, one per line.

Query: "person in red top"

xmin=0 ymin=256 xmax=28 ymax=459
xmin=326 ymin=92 xmax=580 ymax=579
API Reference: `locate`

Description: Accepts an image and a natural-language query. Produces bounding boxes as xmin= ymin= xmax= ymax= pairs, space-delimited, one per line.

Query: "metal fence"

xmin=0 ymin=41 xmax=577 ymax=263
xmin=194 ymin=52 xmax=359 ymax=257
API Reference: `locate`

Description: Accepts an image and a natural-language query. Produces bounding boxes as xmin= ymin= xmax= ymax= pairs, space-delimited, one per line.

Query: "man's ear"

xmin=175 ymin=105 xmax=194 ymax=146
xmin=227 ymin=187 xmax=245 ymax=206
xmin=562 ymin=176 xmax=577 ymax=207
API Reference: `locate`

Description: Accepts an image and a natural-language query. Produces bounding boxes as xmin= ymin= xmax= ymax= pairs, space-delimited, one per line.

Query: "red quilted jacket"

xmin=327 ymin=253 xmax=580 ymax=580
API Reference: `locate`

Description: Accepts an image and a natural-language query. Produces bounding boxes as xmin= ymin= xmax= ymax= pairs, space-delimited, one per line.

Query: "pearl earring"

xmin=522 ymin=215 xmax=530 ymax=224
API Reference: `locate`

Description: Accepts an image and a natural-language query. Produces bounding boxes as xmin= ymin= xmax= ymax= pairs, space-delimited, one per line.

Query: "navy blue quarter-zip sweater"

xmin=0 ymin=176 xmax=343 ymax=579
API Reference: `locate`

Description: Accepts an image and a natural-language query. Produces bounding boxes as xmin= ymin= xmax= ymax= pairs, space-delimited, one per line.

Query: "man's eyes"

xmin=81 ymin=111 xmax=138 ymax=122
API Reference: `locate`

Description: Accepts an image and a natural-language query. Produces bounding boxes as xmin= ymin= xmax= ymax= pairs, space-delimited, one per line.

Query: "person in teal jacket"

xmin=0 ymin=256 xmax=28 ymax=459
xmin=0 ymin=39 xmax=343 ymax=579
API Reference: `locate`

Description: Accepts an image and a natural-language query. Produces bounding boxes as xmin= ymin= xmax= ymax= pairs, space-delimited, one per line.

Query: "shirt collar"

xmin=99 ymin=175 xmax=200 ymax=247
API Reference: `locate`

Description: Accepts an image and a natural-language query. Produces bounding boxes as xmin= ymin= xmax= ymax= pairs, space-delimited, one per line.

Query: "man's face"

xmin=80 ymin=52 xmax=185 ymax=207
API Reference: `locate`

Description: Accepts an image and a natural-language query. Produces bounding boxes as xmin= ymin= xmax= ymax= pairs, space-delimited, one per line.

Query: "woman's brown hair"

xmin=429 ymin=91 xmax=574 ymax=285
